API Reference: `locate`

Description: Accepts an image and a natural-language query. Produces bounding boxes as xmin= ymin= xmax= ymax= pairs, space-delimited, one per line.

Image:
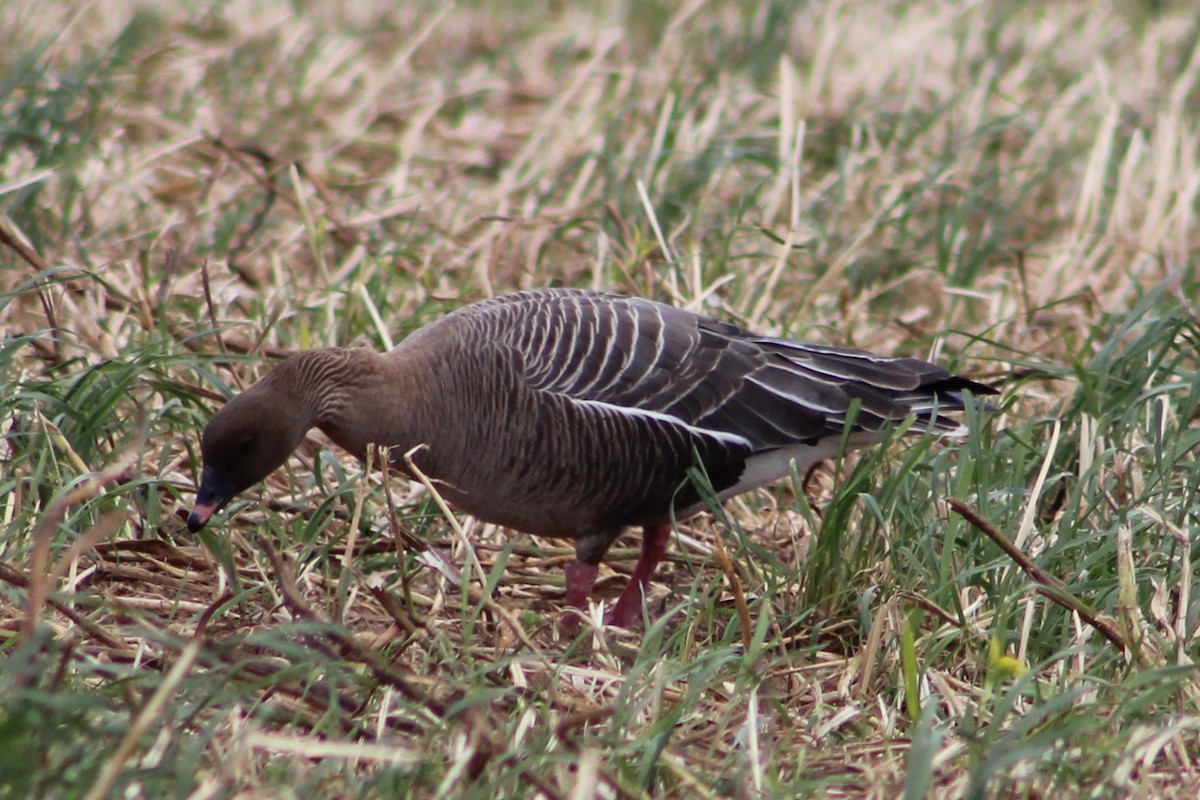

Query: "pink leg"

xmin=605 ymin=523 xmax=673 ymax=628
xmin=564 ymin=560 xmax=599 ymax=609
xmin=557 ymin=560 xmax=599 ymax=634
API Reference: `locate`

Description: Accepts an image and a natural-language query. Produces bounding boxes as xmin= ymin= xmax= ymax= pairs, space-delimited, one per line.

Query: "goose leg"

xmin=559 ymin=528 xmax=617 ymax=634
xmin=605 ymin=523 xmax=672 ymax=628
xmin=563 ymin=560 xmax=599 ymax=610
xmin=557 ymin=559 xmax=599 ymax=635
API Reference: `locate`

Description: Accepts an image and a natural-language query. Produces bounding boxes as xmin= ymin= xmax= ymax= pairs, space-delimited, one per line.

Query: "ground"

xmin=1 ymin=1 xmax=1199 ymax=797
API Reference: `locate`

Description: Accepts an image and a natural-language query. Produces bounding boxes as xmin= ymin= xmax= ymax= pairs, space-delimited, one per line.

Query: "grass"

xmin=2 ymin=0 xmax=1199 ymax=797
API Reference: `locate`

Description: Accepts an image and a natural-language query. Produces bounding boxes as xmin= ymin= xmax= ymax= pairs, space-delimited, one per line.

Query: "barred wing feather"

xmin=460 ymin=289 xmax=990 ymax=459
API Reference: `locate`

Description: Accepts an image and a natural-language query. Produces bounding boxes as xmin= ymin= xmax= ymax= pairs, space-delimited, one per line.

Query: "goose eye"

xmin=237 ymin=435 xmax=256 ymax=452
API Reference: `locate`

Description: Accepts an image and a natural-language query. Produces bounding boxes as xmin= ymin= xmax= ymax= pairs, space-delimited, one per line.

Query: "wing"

xmin=463 ymin=290 xmax=815 ymax=441
xmin=460 ymin=289 xmax=993 ymax=455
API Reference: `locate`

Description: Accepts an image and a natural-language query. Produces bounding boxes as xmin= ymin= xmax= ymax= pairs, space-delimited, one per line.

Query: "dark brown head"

xmin=188 ymin=377 xmax=313 ymax=532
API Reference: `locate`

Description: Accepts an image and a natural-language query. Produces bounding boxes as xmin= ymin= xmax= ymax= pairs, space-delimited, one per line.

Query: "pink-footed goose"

xmin=188 ymin=289 xmax=996 ymax=630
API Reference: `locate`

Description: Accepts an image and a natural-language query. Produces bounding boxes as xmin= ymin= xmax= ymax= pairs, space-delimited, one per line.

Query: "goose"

xmin=188 ymin=288 xmax=996 ymax=630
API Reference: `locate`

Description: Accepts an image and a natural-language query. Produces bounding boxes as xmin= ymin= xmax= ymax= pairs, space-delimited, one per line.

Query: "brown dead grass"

xmin=3 ymin=1 xmax=1200 ymax=797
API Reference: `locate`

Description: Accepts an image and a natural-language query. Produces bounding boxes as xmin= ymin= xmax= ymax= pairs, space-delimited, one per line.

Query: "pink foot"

xmin=556 ymin=610 xmax=585 ymax=635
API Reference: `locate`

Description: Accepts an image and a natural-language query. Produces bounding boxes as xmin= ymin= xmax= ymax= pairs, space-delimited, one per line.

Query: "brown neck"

xmin=273 ymin=345 xmax=438 ymax=465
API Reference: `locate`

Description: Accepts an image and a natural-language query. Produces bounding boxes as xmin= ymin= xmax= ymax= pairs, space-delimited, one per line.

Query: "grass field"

xmin=2 ymin=1 xmax=1199 ymax=797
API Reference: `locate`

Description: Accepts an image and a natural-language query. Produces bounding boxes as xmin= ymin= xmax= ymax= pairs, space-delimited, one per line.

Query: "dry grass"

xmin=2 ymin=1 xmax=1200 ymax=797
